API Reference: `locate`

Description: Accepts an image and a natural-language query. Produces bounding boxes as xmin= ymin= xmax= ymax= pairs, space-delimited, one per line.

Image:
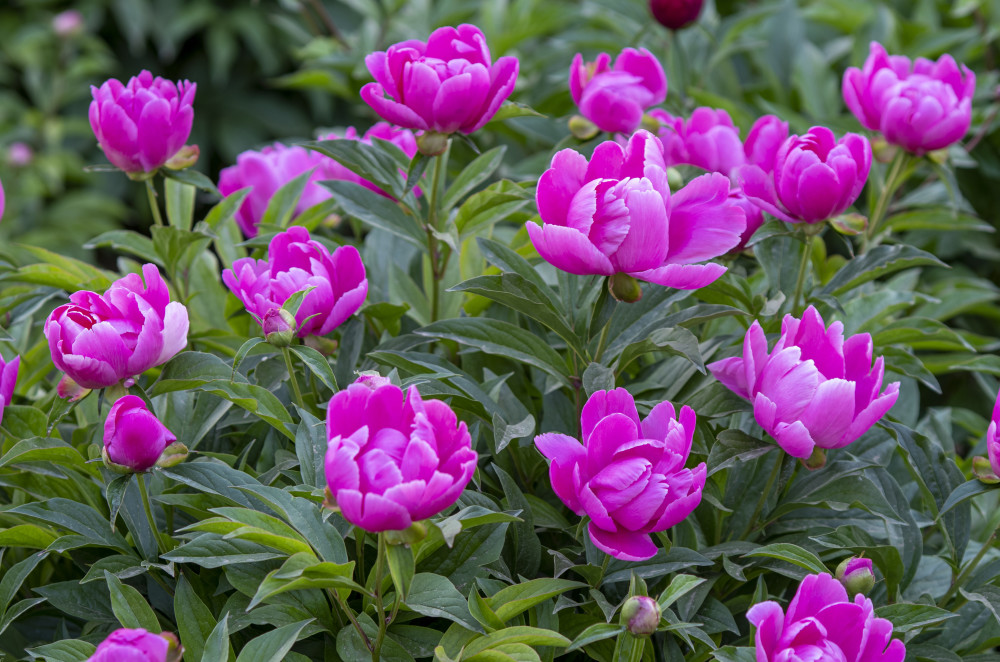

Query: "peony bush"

xmin=1 ymin=2 xmax=1000 ymax=662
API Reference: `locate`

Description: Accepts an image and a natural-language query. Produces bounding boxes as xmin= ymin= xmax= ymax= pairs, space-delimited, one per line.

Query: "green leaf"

xmin=0 ymin=525 xmax=58 ymax=550
xmin=565 ymin=623 xmax=625 ymax=652
xmin=486 ymin=101 xmax=546 ymax=123
xmin=712 ymin=646 xmax=757 ymax=662
xmin=582 ymin=362 xmax=615 ymax=396
xmin=959 ymin=585 xmax=1000 ymax=628
xmin=258 ymin=170 xmax=313 ymax=228
xmin=612 ymin=326 xmax=705 ymax=374
xmin=657 ymin=574 xmax=707 ymax=611
xmin=745 ymin=543 xmax=828 ymax=575
xmin=443 ymin=146 xmax=506 ymax=211
xmin=0 ymin=551 xmax=48 ymax=621
xmin=234 ymin=619 xmax=312 ymax=662
xmin=84 ymin=230 xmax=162 ymax=265
xmin=820 ymin=244 xmax=947 ymax=296
xmin=0 ymin=436 xmax=92 ymax=472
xmin=248 ymin=553 xmax=360 ymax=609
xmin=175 ymin=575 xmax=218 ymax=662
xmin=200 ymin=616 xmax=231 ymax=662
xmin=202 ymin=187 xmax=251 ymax=268
xmin=469 ymin=588 xmax=506 ymax=631
xmin=336 ymin=613 xmax=415 ymax=662
xmin=232 ymin=338 xmax=268 ymax=377
xmin=884 ymin=208 xmax=993 ymax=233
xmin=305 ymin=138 xmax=410 ymax=199
xmin=476 ymin=237 xmax=555 ymax=299
xmin=462 ymin=627 xmax=570 ymax=657
xmin=454 ymin=182 xmax=530 ymax=240
xmin=939 ymin=480 xmax=993 ymax=517
xmin=492 ymin=413 xmax=535 ymax=454
xmin=405 ymin=573 xmax=482 ymax=632
xmin=162 ymin=535 xmax=284 ymax=568
xmin=387 ymin=544 xmax=415 ymax=601
xmin=105 ymin=571 xmax=159 ymax=631
xmin=320 ymin=179 xmax=426 ymax=250
xmin=415 ymin=318 xmax=570 ymax=383
xmin=1 ymin=406 xmax=50 ymax=441
xmin=707 ymin=431 xmax=774 ymax=476
xmin=10 ymin=499 xmax=130 ymax=553
xmin=163 ymin=167 xmax=221 ymax=195
xmin=294 ymin=409 xmax=327 ymax=489
xmin=289 ymin=345 xmax=337 ymax=392
xmin=486 ymin=578 xmax=585 ymax=623
xmin=874 ymin=603 xmax=957 ymax=633
xmin=165 ymin=178 xmax=197 ymax=230
xmin=448 ymin=273 xmax=584 ymax=358
xmin=26 ymin=640 xmax=96 ymax=662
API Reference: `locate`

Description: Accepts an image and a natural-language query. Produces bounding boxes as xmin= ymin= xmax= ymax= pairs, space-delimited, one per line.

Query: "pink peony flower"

xmin=570 ymin=48 xmax=667 ymax=134
xmin=737 ymin=126 xmax=871 ymax=224
xmin=219 ymin=123 xmax=417 ymax=237
xmin=89 ymin=628 xmax=169 ymax=662
xmin=52 ymin=9 xmax=84 ymax=37
xmin=222 ymin=226 xmax=367 ymax=338
xmin=528 ymin=130 xmax=745 ymax=291
xmin=0 ymin=354 xmax=19 ymax=428
xmin=45 ymin=264 xmax=189 ymax=390
xmin=843 ymin=42 xmax=976 ymax=155
xmin=987 ymin=389 xmax=1000 ymax=477
xmin=324 ymin=380 xmax=478 ymax=531
xmin=534 ymin=388 xmax=706 ymax=561
xmin=748 ymin=573 xmax=905 ymax=662
xmin=708 ymin=306 xmax=899 ymax=459
xmin=88 ymin=71 xmax=195 ymax=175
xmin=743 ymin=115 xmax=790 ymax=172
xmin=104 ymin=395 xmax=176 ymax=472
xmin=361 ymin=24 xmax=518 ymax=135
xmin=652 ymin=107 xmax=746 ymax=177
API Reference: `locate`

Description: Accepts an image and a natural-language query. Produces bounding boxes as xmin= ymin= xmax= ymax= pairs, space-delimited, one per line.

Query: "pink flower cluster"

xmin=570 ymin=48 xmax=667 ymax=134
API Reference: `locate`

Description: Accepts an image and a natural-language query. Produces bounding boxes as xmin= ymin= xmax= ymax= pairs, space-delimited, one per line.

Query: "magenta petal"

xmin=630 ymin=263 xmax=727 ymax=290
xmin=526 ymin=222 xmax=614 ymax=276
xmin=361 ymin=83 xmax=428 ymax=131
xmin=666 ymin=173 xmax=745 ymax=263
xmin=747 ymin=601 xmax=784 ymax=662
xmin=786 ymin=574 xmax=848 ymax=623
xmin=772 ymin=420 xmax=816 ymax=458
xmin=588 ymin=521 xmax=658 ymax=561
xmin=708 ymin=356 xmax=750 ymax=400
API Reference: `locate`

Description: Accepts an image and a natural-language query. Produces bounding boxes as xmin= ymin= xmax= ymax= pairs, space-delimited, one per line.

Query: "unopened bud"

xmin=263 ymin=308 xmax=296 ymax=348
xmin=609 ymin=273 xmax=642 ymax=303
xmin=649 ymin=0 xmax=704 ymax=30
xmin=417 ymin=131 xmax=449 ymax=156
xmin=871 ymin=137 xmax=898 ymax=164
xmin=620 ymin=596 xmax=660 ymax=636
xmin=831 ymin=213 xmax=868 ymax=236
xmin=164 ymin=144 xmax=200 ymax=170
xmin=52 ymin=10 xmax=84 ymax=37
xmin=385 ymin=521 xmax=428 ymax=546
xmin=640 ymin=113 xmax=662 ymax=133
xmin=156 ymin=441 xmax=189 ymax=468
xmin=836 ymin=557 xmax=875 ymax=596
xmin=101 ymin=445 xmax=134 ymax=475
xmin=568 ymin=115 xmax=599 ymax=140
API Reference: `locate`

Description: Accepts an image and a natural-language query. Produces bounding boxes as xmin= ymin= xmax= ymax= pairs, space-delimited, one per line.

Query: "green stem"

xmin=626 ymin=635 xmax=647 ymax=662
xmin=329 ymin=588 xmax=371 ymax=650
xmin=594 ymin=319 xmax=612 ymax=364
xmin=863 ymin=152 xmax=910 ymax=251
xmin=791 ymin=232 xmax=812 ymax=315
xmin=136 ymin=473 xmax=167 ymax=556
xmin=281 ymin=348 xmax=307 ymax=412
xmin=426 ymin=151 xmax=447 ymax=323
xmin=145 ymin=179 xmax=164 ymax=227
xmin=372 ymin=532 xmax=388 ymax=661
xmin=738 ymin=453 xmax=784 ymax=540
xmin=939 ymin=519 xmax=1000 ymax=607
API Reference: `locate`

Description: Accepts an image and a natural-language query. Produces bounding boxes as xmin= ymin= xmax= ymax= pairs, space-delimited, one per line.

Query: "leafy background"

xmin=2 ymin=0 xmax=1000 ymax=660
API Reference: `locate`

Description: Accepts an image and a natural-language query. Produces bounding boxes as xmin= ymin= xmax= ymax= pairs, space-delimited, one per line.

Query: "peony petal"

xmin=525 ymin=222 xmax=614 ymax=276
xmin=587 ymin=521 xmax=658 ymax=561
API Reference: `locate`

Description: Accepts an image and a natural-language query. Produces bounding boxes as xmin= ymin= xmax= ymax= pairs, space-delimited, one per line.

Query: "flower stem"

xmin=145 ymin=179 xmax=164 ymax=227
xmin=863 ymin=152 xmax=911 ymax=252
xmin=791 ymin=232 xmax=812 ymax=315
xmin=738 ymin=453 xmax=784 ymax=540
xmin=939 ymin=518 xmax=1000 ymax=607
xmin=328 ymin=588 xmax=371 ymax=650
xmin=136 ymin=472 xmax=166 ymax=557
xmin=372 ymin=532 xmax=388 ymax=661
xmin=281 ymin=347 xmax=306 ymax=412
xmin=426 ymin=150 xmax=447 ymax=323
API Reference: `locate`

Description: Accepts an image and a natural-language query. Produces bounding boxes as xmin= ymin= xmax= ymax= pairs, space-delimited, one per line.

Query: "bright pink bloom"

xmin=324 ymin=381 xmax=477 ymax=532
xmin=738 ymin=126 xmax=871 ymax=224
xmin=652 ymin=107 xmax=745 ymax=177
xmin=748 ymin=573 xmax=905 ymax=662
xmin=222 ymin=226 xmax=367 ymax=338
xmin=45 ymin=264 xmax=189 ymax=390
xmin=987 ymin=389 xmax=1000 ymax=477
xmin=89 ymin=628 xmax=168 ymax=662
xmin=844 ymin=42 xmax=975 ymax=155
xmin=88 ymin=71 xmax=195 ymax=174
xmin=0 ymin=354 xmax=19 ymax=428
xmin=649 ymin=0 xmax=703 ymax=30
xmin=52 ymin=10 xmax=84 ymax=37
xmin=361 ymin=24 xmax=518 ymax=135
xmin=729 ymin=189 xmax=764 ymax=251
xmin=708 ymin=306 xmax=899 ymax=459
xmin=534 ymin=388 xmax=706 ymax=561
xmin=219 ymin=123 xmax=417 ymax=237
xmin=528 ymin=130 xmax=745 ymax=290
xmin=104 ymin=395 xmax=176 ymax=472
xmin=570 ymin=48 xmax=667 ymax=134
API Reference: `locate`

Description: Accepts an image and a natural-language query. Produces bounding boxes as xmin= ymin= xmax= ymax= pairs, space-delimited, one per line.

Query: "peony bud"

xmin=164 ymin=144 xmax=200 ymax=170
xmin=156 ymin=441 xmax=189 ymax=468
xmin=609 ymin=273 xmax=643 ymax=303
xmin=831 ymin=213 xmax=868 ymax=236
xmin=802 ymin=446 xmax=827 ymax=470
xmin=620 ymin=596 xmax=661 ymax=636
xmin=103 ymin=395 xmax=177 ymax=473
xmin=836 ymin=557 xmax=876 ymax=596
xmin=263 ymin=308 xmax=296 ymax=348
xmin=354 ymin=372 xmax=392 ymax=390
xmin=568 ymin=115 xmax=600 ymax=140
xmin=973 ymin=455 xmax=1000 ymax=484
xmin=650 ymin=0 xmax=704 ymax=30
xmin=8 ymin=142 xmax=33 ymax=167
